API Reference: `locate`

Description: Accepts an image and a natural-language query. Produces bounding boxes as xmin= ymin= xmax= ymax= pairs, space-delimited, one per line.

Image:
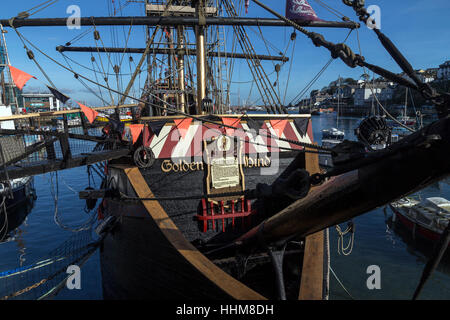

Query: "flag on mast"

xmin=286 ymin=0 xmax=321 ymax=22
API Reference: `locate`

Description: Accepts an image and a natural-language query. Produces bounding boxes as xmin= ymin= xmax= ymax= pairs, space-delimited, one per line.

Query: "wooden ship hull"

xmin=98 ymin=114 xmax=329 ymax=300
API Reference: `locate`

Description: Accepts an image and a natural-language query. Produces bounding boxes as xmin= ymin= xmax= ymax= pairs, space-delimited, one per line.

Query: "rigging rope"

xmin=13 ymin=28 xmax=334 ymax=152
xmin=290 ymin=29 xmax=353 ymax=106
xmin=0 ymin=196 xmax=8 ymax=241
xmin=355 ymin=28 xmax=415 ymax=133
xmin=50 ymin=172 xmax=97 ymax=233
xmin=329 ymin=265 xmax=355 ymax=300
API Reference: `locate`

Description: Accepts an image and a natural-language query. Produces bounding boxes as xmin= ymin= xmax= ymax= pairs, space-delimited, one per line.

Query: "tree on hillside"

xmin=343 ymin=78 xmax=357 ymax=85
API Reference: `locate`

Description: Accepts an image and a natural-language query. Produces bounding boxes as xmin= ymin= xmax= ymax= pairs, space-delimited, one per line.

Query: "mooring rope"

xmin=335 ymin=221 xmax=355 ymax=256
xmin=329 ymin=265 xmax=355 ymax=300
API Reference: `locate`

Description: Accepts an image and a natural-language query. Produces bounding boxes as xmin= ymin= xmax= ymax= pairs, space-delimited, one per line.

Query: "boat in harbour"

xmin=390 ymin=197 xmax=450 ymax=245
xmin=321 ymin=127 xmax=345 ymax=140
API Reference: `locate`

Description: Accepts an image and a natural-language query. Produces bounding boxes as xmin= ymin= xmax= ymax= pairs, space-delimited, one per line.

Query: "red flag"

xmin=270 ymin=119 xmax=288 ymax=137
xmin=77 ymin=102 xmax=99 ymax=124
xmin=222 ymin=117 xmax=240 ymax=136
xmin=129 ymin=124 xmax=144 ymax=144
xmin=286 ymin=0 xmax=321 ymax=22
xmin=174 ymin=117 xmax=193 ymax=139
xmin=9 ymin=65 xmax=36 ymax=90
xmin=245 ymin=0 xmax=249 ymax=14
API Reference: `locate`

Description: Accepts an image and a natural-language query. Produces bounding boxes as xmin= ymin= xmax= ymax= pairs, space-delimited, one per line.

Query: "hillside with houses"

xmin=297 ymin=60 xmax=450 ymax=119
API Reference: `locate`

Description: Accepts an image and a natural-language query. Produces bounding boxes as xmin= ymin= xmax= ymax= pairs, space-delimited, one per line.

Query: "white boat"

xmin=321 ymin=127 xmax=345 ymax=140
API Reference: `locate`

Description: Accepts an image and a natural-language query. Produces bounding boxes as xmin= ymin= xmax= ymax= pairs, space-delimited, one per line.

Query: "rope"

xmin=283 ymin=33 xmax=296 ymax=105
xmin=16 ymin=0 xmax=59 ymax=19
xmin=12 ymin=28 xmax=335 ymax=153
xmin=329 ymin=265 xmax=355 ymax=300
xmin=0 ymin=196 xmax=8 ymax=241
xmin=290 ymin=29 xmax=353 ymax=106
xmin=313 ymin=0 xmax=350 ymax=21
xmin=355 ymin=28 xmax=415 ymax=133
xmin=335 ymin=221 xmax=355 ymax=256
xmin=50 ymin=171 xmax=97 ymax=233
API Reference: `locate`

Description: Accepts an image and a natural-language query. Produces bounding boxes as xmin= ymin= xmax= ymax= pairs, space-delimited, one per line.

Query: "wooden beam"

xmin=0 ymin=148 xmax=130 ymax=180
xmin=299 ymin=143 xmax=324 ymax=300
xmin=124 ymin=166 xmax=265 ymax=300
xmin=146 ymin=4 xmax=218 ymax=15
xmin=0 ymin=104 xmax=137 ymax=121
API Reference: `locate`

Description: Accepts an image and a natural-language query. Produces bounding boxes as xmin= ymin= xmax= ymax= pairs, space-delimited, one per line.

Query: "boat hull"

xmin=100 ymin=200 xmax=238 ymax=299
xmin=99 ymin=159 xmax=298 ymax=299
xmin=390 ymin=206 xmax=448 ymax=245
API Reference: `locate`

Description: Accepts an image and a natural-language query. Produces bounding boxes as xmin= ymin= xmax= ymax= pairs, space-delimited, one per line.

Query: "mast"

xmin=0 ymin=25 xmax=19 ymax=114
xmin=177 ymin=26 xmax=186 ymax=113
xmin=145 ymin=0 xmax=154 ymax=116
xmin=195 ymin=0 xmax=207 ymax=114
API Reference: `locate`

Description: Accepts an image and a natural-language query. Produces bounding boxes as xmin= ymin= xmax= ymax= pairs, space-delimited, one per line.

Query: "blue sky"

xmin=1 ymin=0 xmax=449 ymax=106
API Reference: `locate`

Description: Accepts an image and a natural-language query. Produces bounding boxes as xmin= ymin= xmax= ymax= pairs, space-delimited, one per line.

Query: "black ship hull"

xmin=99 ymin=157 xmax=314 ymax=299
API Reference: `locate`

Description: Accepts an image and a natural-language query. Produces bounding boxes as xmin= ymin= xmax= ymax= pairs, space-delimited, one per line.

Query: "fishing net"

xmin=0 ymin=228 xmax=99 ymax=300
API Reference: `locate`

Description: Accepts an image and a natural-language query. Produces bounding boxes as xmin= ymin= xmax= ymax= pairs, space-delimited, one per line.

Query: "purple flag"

xmin=286 ymin=0 xmax=321 ymax=22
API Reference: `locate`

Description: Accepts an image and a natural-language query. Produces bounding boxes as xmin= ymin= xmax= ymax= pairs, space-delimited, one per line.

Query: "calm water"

xmin=0 ymin=113 xmax=449 ymax=300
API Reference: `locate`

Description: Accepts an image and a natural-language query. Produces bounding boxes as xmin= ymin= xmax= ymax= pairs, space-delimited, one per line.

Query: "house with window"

xmin=437 ymin=61 xmax=450 ymax=80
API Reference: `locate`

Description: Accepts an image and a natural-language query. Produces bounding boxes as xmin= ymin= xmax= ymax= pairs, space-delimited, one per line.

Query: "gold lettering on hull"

xmin=161 ymin=156 xmax=271 ymax=173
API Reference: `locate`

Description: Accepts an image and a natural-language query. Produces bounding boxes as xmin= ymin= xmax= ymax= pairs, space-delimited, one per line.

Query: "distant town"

xmin=237 ymin=59 xmax=450 ymax=118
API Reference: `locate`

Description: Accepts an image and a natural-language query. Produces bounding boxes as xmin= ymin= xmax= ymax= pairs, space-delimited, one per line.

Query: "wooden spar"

xmin=1 ymin=17 xmax=359 ymax=29
xmin=123 ymin=166 xmax=265 ymax=300
xmin=238 ymin=116 xmax=450 ymax=247
xmin=0 ymin=148 xmax=130 ymax=180
xmin=298 ymin=146 xmax=324 ymax=300
xmin=0 ymin=104 xmax=137 ymax=122
xmin=56 ymin=46 xmax=289 ymax=62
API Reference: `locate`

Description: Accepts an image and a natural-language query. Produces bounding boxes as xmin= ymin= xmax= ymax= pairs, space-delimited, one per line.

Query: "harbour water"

xmin=0 ymin=113 xmax=449 ymax=300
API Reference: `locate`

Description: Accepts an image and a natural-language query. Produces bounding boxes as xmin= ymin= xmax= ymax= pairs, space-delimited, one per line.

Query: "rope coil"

xmin=335 ymin=221 xmax=355 ymax=256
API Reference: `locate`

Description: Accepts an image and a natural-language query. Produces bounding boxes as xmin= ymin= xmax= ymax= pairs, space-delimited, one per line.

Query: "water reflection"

xmin=1 ymin=192 xmax=36 ymax=243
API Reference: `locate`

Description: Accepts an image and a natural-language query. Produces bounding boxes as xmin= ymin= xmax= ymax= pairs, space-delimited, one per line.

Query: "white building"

xmin=437 ymin=61 xmax=450 ymax=80
xmin=401 ymin=70 xmax=435 ymax=84
xmin=379 ymin=86 xmax=395 ymax=101
xmin=354 ymin=85 xmax=382 ymax=106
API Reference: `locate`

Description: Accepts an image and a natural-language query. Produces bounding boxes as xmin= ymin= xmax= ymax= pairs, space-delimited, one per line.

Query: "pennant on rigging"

xmin=174 ymin=117 xmax=193 ymax=139
xmin=246 ymin=117 xmax=263 ymax=134
xmin=270 ymin=119 xmax=288 ymax=137
xmin=221 ymin=117 xmax=240 ymax=136
xmin=47 ymin=86 xmax=70 ymax=104
xmin=77 ymin=102 xmax=99 ymax=124
xmin=9 ymin=65 xmax=36 ymax=90
xmin=129 ymin=124 xmax=145 ymax=144
xmin=293 ymin=118 xmax=309 ymax=136
xmin=286 ymin=0 xmax=321 ymax=22
xmin=148 ymin=120 xmax=167 ymax=137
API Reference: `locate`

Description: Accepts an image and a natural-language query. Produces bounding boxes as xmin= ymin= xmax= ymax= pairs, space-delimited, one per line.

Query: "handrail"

xmin=0 ymin=104 xmax=138 ymax=121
